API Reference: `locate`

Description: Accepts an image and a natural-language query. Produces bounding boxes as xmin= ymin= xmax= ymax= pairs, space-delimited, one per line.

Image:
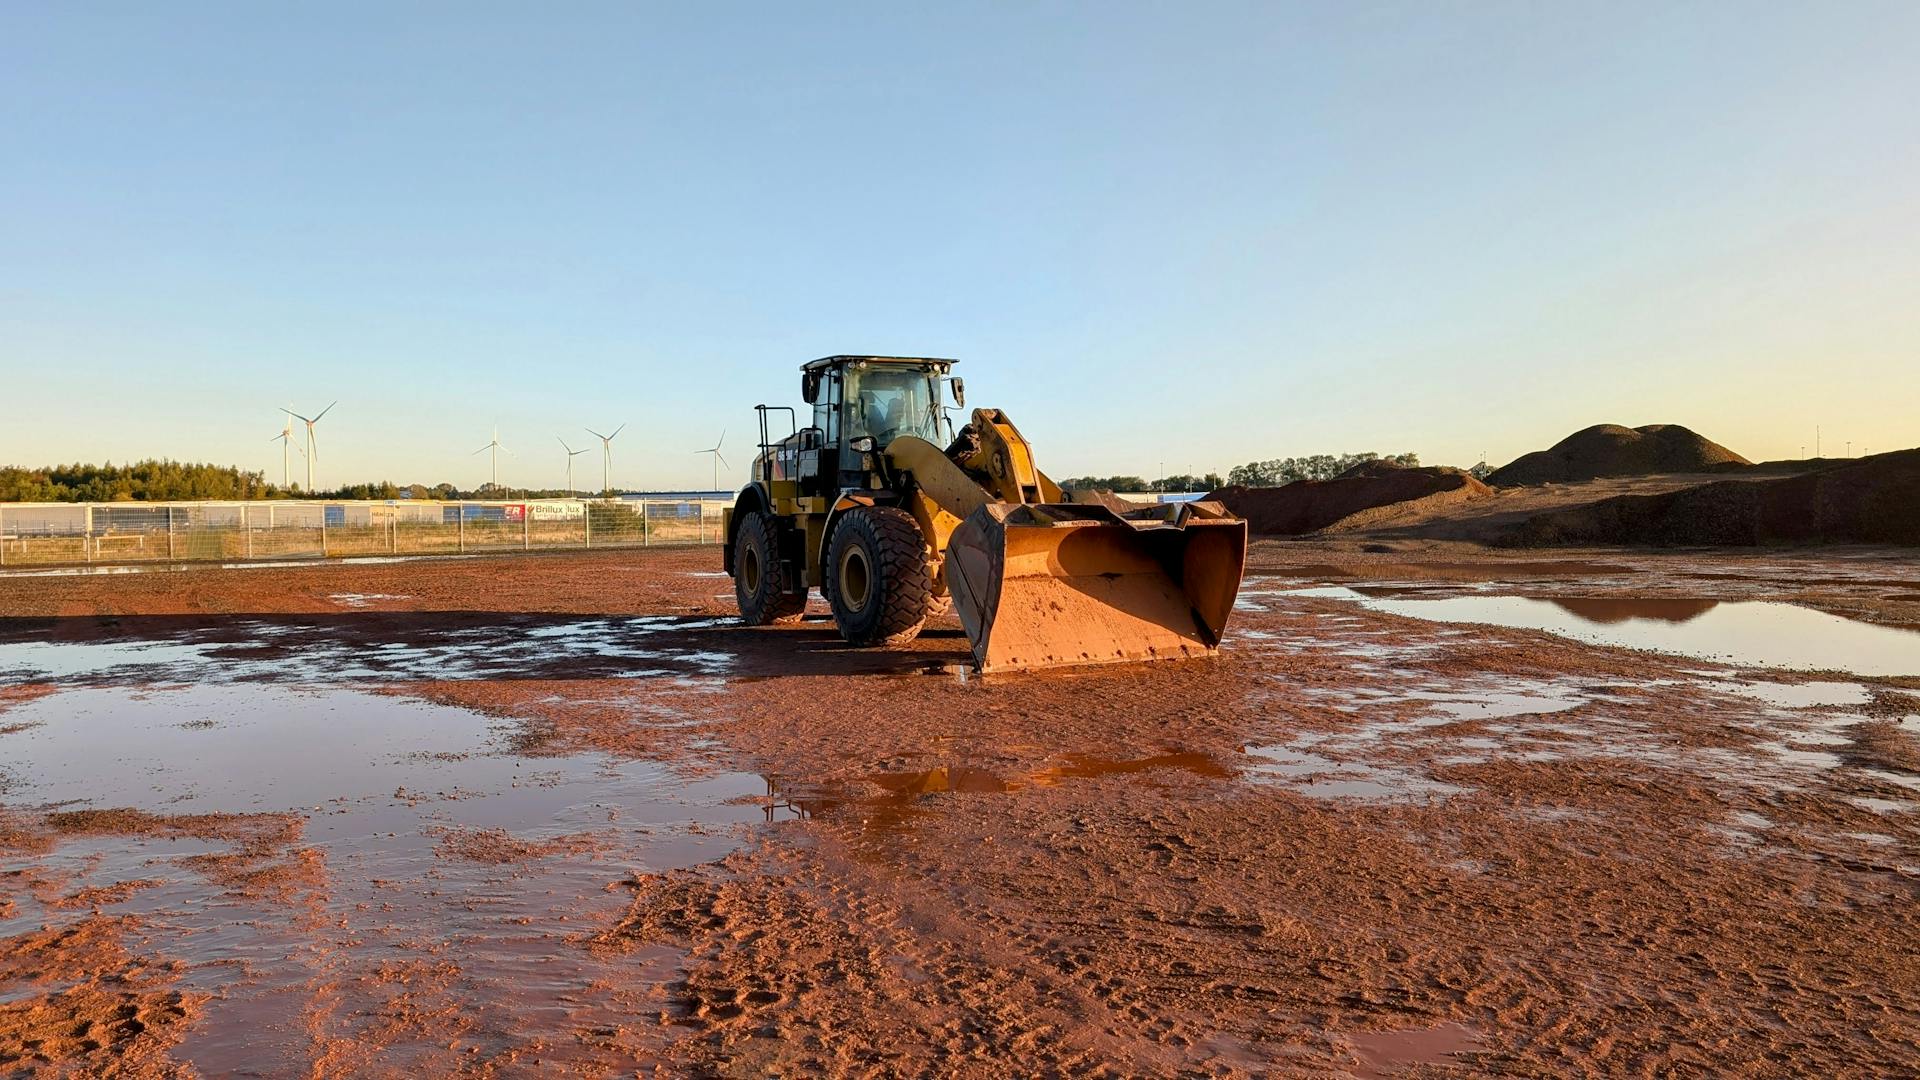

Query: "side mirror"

xmin=802 ymin=371 xmax=821 ymax=404
xmin=948 ymin=377 xmax=966 ymax=407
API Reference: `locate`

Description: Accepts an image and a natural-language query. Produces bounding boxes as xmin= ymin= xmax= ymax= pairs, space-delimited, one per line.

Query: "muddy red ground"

xmin=3 ymin=546 xmax=1919 ymax=1077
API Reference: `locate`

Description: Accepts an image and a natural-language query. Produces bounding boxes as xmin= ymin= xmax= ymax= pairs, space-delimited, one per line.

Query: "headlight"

xmin=849 ymin=436 xmax=876 ymax=453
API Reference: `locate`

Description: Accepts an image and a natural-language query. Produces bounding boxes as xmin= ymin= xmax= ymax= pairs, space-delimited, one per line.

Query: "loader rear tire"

xmin=826 ymin=506 xmax=930 ymax=646
xmin=734 ymin=511 xmax=807 ymax=625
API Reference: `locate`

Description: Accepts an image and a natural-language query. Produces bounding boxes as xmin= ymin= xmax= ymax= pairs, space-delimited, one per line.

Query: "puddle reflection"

xmin=759 ymin=751 xmax=1233 ymax=826
xmin=0 ymin=684 xmax=764 ymax=1073
xmin=1357 ymin=595 xmax=1920 ymax=676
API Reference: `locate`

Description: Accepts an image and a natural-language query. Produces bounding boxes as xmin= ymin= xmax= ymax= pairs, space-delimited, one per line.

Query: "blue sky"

xmin=3 ymin=2 xmax=1916 ymax=490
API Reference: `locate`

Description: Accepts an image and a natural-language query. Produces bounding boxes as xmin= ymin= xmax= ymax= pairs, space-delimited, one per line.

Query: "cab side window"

xmin=814 ymin=373 xmax=840 ymax=444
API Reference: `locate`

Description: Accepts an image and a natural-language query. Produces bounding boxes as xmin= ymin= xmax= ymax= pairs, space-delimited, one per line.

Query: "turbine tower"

xmin=558 ymin=437 xmax=589 ymax=496
xmin=696 ymin=429 xmax=729 ymax=492
xmin=586 ymin=424 xmax=625 ymax=496
xmin=473 ymin=427 xmax=510 ymax=493
xmin=281 ymin=401 xmax=336 ymax=492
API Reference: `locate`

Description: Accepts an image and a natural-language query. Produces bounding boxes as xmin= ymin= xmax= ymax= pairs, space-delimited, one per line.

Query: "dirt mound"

xmin=1490 ymin=424 xmax=1749 ymax=486
xmin=1208 ymin=467 xmax=1492 ymax=536
xmin=1507 ymin=449 xmax=1920 ymax=547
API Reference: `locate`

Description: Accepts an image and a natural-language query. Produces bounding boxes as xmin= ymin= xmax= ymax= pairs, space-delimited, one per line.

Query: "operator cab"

xmin=796 ymin=355 xmax=964 ymax=488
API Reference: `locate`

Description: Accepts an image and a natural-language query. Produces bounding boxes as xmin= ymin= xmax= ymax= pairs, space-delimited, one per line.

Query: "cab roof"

xmin=801 ymin=355 xmax=957 ymax=372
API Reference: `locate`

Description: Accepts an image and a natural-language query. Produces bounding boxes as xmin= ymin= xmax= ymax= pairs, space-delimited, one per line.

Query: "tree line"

xmin=1058 ymin=473 xmax=1226 ymax=494
xmin=1061 ymin=454 xmax=1435 ymax=493
xmin=1224 ymin=452 xmax=1421 ymax=487
xmin=0 ymin=461 xmax=636 ymax=503
xmin=0 ymin=461 xmax=280 ymax=503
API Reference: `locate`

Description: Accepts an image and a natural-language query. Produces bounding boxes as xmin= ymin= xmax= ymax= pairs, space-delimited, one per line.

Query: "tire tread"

xmin=734 ymin=511 xmax=807 ymax=625
xmin=827 ymin=506 xmax=930 ymax=645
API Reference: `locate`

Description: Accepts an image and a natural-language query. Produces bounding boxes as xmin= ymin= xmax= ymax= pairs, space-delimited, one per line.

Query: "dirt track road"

xmin=3 ymin=546 xmax=1918 ymax=1076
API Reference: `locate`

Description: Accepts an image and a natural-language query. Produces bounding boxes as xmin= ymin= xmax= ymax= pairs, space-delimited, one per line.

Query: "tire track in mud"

xmin=600 ymin=840 xmax=1205 ymax=1077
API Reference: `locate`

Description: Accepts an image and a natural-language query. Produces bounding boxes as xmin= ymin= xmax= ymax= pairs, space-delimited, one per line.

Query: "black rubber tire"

xmin=825 ymin=506 xmax=931 ymax=646
xmin=733 ymin=511 xmax=807 ymax=625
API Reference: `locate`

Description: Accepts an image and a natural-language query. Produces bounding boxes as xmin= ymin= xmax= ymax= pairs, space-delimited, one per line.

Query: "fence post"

xmin=583 ymin=502 xmax=590 ymax=548
xmin=247 ymin=514 xmax=254 ymax=559
xmin=458 ymin=504 xmax=465 ymax=553
xmin=0 ymin=505 xmax=5 ymax=566
xmin=643 ymin=502 xmax=650 ymax=547
xmin=698 ymin=503 xmax=705 ymax=544
xmin=167 ymin=507 xmax=175 ymax=561
xmin=523 ymin=508 xmax=530 ymax=551
xmin=320 ymin=506 xmax=328 ymax=558
xmin=391 ymin=516 xmax=398 ymax=555
xmin=85 ymin=506 xmax=93 ymax=564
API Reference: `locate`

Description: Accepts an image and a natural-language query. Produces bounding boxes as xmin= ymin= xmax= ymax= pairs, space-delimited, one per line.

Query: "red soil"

xmin=1509 ymin=448 xmax=1920 ymax=547
xmin=4 ymin=547 xmax=1920 ymax=1075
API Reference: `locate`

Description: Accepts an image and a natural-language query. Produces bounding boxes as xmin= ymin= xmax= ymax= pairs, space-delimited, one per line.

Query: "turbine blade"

xmin=715 ymin=452 xmax=729 ymax=469
xmin=610 ymin=423 xmax=626 ymax=440
xmin=473 ymin=444 xmax=491 ymax=455
xmin=314 ymin=401 xmax=337 ymax=422
xmin=282 ymin=408 xmax=312 ymax=422
xmin=558 ymin=437 xmax=573 ymax=453
xmin=586 ymin=428 xmax=607 ymax=441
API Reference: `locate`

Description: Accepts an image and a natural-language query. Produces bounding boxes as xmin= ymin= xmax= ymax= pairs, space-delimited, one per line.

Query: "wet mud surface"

xmin=3 ymin=545 xmax=1919 ymax=1076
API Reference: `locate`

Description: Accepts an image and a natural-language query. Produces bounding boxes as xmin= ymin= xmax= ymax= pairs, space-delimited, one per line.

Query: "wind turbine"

xmin=270 ymin=408 xmax=301 ymax=488
xmin=586 ymin=424 xmax=625 ymax=495
xmin=281 ymin=401 xmax=335 ymax=492
xmin=696 ymin=429 xmax=729 ymax=492
xmin=558 ymin=437 xmax=589 ymax=496
xmin=473 ymin=426 xmax=510 ymax=493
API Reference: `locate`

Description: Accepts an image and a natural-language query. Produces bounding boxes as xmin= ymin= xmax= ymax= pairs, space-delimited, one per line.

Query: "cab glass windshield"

xmin=844 ymin=367 xmax=948 ymax=445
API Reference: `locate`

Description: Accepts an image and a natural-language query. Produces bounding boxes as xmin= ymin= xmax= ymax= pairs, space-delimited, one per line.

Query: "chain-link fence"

xmin=0 ymin=498 xmax=731 ymax=569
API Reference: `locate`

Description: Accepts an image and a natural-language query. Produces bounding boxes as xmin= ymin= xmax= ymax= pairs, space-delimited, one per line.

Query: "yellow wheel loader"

xmin=722 ymin=356 xmax=1247 ymax=673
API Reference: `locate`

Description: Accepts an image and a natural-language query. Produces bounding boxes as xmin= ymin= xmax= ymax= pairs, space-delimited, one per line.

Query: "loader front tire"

xmin=826 ymin=506 xmax=930 ymax=646
xmin=734 ymin=511 xmax=806 ymax=625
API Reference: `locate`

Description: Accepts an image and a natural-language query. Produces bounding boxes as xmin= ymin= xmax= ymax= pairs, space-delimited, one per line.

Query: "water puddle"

xmin=0 ymin=614 xmax=741 ymax=684
xmin=1720 ymin=681 xmax=1872 ymax=709
xmin=868 ymin=766 xmax=1012 ymax=797
xmin=1030 ymin=751 xmax=1233 ymax=785
xmin=326 ymin=592 xmax=411 ymax=608
xmin=762 ymin=751 xmax=1232 ymax=827
xmin=1543 ymin=598 xmax=1720 ymax=624
xmin=1244 ymin=744 xmax=1465 ymax=802
xmin=0 ymin=684 xmax=764 ymax=1072
xmin=1392 ymin=687 xmax=1585 ymax=722
xmin=1348 ymin=1021 xmax=1484 ymax=1077
xmin=1353 ymin=595 xmax=1920 ymax=676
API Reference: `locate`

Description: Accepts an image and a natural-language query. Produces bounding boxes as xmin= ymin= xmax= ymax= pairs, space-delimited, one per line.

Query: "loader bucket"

xmin=942 ymin=501 xmax=1248 ymax=674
